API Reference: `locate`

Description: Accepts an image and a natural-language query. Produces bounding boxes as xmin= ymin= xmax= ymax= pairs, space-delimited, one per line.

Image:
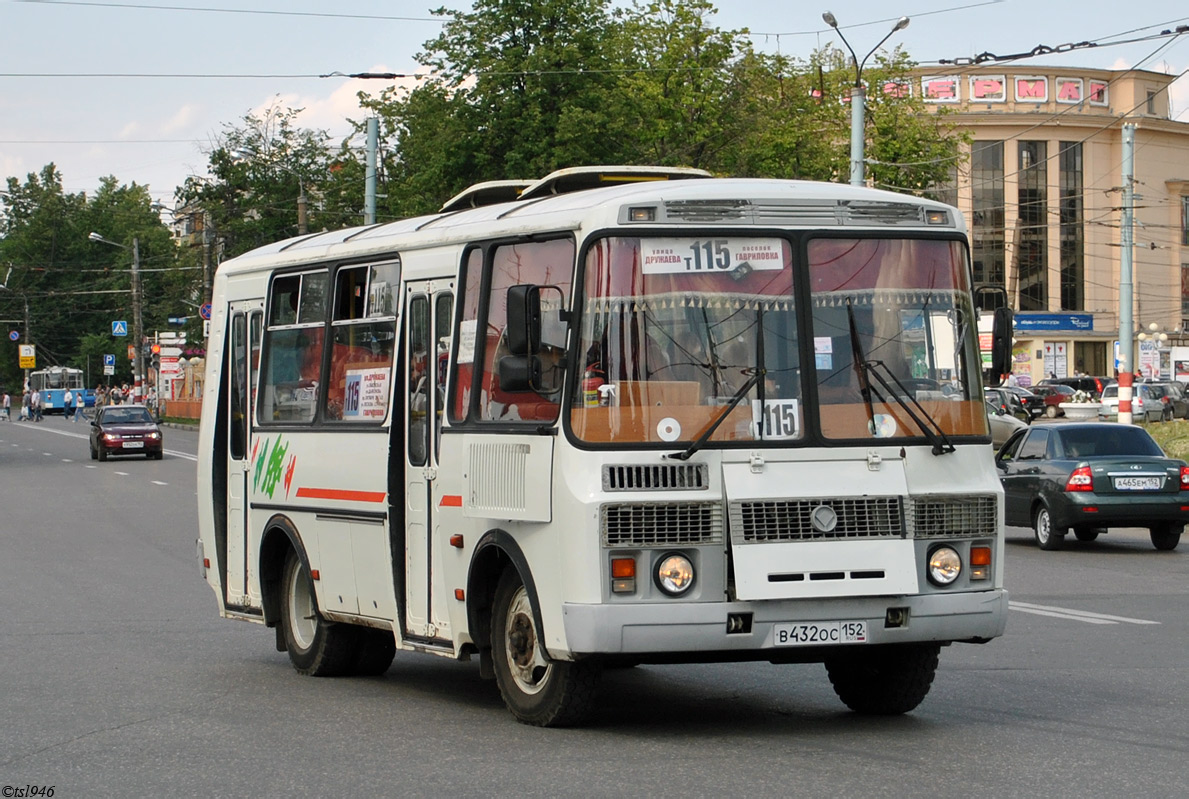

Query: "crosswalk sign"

xmin=112 ymin=320 xmax=128 ymax=336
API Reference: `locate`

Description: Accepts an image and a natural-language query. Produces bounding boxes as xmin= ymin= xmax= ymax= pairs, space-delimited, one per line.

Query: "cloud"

xmin=246 ymin=64 xmax=429 ymax=142
xmin=161 ymin=104 xmax=201 ymax=135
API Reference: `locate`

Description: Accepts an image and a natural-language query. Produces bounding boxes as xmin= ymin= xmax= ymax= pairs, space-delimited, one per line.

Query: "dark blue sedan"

xmin=996 ymin=422 xmax=1187 ymax=551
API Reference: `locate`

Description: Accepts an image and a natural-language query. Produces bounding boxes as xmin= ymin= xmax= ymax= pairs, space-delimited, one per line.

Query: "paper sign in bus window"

xmin=343 ymin=368 xmax=391 ymax=419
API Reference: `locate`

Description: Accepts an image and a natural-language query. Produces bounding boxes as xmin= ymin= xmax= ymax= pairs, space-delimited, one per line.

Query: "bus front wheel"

xmin=825 ymin=643 xmax=940 ymax=715
xmin=491 ymin=566 xmax=601 ymax=727
xmin=280 ymin=550 xmax=357 ymax=676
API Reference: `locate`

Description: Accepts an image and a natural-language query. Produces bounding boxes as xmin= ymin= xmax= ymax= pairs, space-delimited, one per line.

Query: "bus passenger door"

xmin=403 ymin=282 xmax=453 ymax=640
xmin=225 ymin=302 xmax=263 ymax=608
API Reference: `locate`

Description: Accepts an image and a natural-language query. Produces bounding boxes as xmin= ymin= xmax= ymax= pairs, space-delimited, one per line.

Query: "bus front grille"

xmin=601 ymin=502 xmax=723 ymax=548
xmin=908 ymin=495 xmax=997 ymax=538
xmin=730 ymin=497 xmax=904 ymax=542
xmin=603 ymin=463 xmax=708 ymax=491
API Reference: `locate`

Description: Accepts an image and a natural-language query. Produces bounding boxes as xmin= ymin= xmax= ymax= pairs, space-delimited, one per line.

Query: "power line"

xmin=12 ymin=0 xmax=443 ymax=23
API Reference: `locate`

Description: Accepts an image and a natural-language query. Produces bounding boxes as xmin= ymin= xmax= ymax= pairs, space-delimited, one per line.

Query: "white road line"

xmin=61 ymin=458 xmax=73 ymax=463
xmin=43 ymin=452 xmax=53 ymax=456
xmin=151 ymin=480 xmax=168 ymax=486
xmin=85 ymin=465 xmax=97 ymax=469
xmin=1010 ymin=601 xmax=1160 ymax=625
xmin=114 ymin=471 xmax=129 ymax=476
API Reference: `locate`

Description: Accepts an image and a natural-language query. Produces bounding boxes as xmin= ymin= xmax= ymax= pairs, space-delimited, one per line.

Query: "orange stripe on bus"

xmin=295 ymin=487 xmax=387 ymax=503
xmin=440 ymin=495 xmax=463 ymax=507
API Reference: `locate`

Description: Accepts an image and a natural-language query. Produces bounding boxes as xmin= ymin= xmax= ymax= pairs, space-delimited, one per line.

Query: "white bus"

xmin=197 ymin=167 xmax=1013 ymax=726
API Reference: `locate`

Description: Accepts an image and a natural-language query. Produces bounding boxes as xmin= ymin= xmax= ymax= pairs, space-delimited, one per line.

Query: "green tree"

xmin=0 ymin=165 xmax=192 ymax=391
xmin=178 ymin=101 xmax=354 ymax=259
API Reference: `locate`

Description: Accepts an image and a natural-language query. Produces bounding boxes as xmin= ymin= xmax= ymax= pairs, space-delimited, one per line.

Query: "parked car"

xmin=1001 ymin=385 xmax=1046 ymax=419
xmin=996 ymin=422 xmax=1186 ymax=551
xmin=985 ymin=387 xmax=1031 ymax=423
xmin=1029 ymin=383 xmax=1075 ymax=417
xmin=1152 ymin=381 xmax=1189 ymax=419
xmin=89 ymin=404 xmax=164 ymax=461
xmin=1037 ymin=376 xmax=1110 ymax=399
xmin=987 ymin=400 xmax=1029 ymax=448
xmin=1098 ymin=383 xmax=1165 ymax=422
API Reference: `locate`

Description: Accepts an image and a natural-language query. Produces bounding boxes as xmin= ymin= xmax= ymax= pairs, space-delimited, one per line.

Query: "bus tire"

xmin=352 ymin=628 xmax=396 ymax=676
xmin=824 ymin=643 xmax=940 ymax=715
xmin=280 ymin=550 xmax=358 ymax=677
xmin=491 ymin=566 xmax=600 ymax=727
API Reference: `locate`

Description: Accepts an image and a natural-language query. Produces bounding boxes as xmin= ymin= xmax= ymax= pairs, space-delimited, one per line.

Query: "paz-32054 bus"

xmin=197 ymin=166 xmax=1013 ymax=726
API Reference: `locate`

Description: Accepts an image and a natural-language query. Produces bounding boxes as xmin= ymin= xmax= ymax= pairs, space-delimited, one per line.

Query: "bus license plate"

xmin=122 ymin=441 xmax=144 ymax=449
xmin=1113 ymin=476 xmax=1160 ymax=490
xmin=774 ymin=620 xmax=867 ymax=646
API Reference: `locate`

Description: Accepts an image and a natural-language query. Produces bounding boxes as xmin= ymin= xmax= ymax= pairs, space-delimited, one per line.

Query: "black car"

xmin=90 ymin=404 xmax=164 ymax=460
xmin=1001 ymin=385 xmax=1046 ymax=419
xmin=996 ymin=422 xmax=1186 ymax=551
xmin=985 ymin=387 xmax=1031 ymax=423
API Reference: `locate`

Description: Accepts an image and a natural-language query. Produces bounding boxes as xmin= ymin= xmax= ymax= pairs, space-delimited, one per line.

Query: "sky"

xmin=1 ymin=0 xmax=1187 ymax=209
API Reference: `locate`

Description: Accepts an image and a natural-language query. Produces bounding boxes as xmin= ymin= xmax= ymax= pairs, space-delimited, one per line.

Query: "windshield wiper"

xmin=846 ymin=302 xmax=955 ymax=456
xmin=666 ymin=370 xmax=762 ymax=461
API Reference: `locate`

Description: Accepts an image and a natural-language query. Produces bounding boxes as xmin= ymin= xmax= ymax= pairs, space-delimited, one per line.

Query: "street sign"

xmin=112 ymin=320 xmax=128 ymax=336
xmin=19 ymin=344 xmax=35 ymax=369
xmin=8 ymin=330 xmax=18 ymax=341
xmin=127 ymin=344 xmax=136 ymax=360
xmin=103 ymin=354 xmax=115 ymax=367
xmin=200 ymin=303 xmax=212 ymax=320
xmin=161 ymin=346 xmax=183 ymax=357
xmin=103 ymin=365 xmax=115 ymax=376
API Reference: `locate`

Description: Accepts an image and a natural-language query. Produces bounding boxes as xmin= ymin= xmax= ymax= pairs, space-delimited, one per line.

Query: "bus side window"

xmin=471 ymin=239 xmax=574 ymax=423
xmin=259 ymin=270 xmax=329 ymax=423
xmin=325 ymin=260 xmax=400 ymax=422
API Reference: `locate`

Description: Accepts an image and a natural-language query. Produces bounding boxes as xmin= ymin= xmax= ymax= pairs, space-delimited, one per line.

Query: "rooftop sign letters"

xmin=923 ymin=74 xmax=1110 ymax=107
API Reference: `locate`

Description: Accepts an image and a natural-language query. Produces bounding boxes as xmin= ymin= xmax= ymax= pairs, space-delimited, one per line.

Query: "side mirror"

xmin=989 ymin=306 xmax=1013 ymax=386
xmin=506 ymin=285 xmax=541 ymax=356
xmin=498 ymin=354 xmax=543 ymax=393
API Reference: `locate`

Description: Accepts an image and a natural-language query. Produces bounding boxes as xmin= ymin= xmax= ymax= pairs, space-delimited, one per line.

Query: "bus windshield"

xmin=570 ymin=235 xmax=986 ymax=447
xmin=809 ymin=238 xmax=984 ymax=442
xmin=571 ymin=235 xmax=802 ymax=445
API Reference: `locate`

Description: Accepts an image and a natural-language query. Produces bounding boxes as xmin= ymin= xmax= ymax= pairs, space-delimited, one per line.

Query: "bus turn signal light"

xmin=611 ymin=557 xmax=636 ymax=593
xmin=970 ymin=545 xmax=991 ymax=581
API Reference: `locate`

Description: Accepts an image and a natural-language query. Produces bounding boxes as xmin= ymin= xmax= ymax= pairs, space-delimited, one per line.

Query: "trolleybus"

xmin=197 ymin=166 xmax=1013 ymax=726
xmin=28 ymin=366 xmax=93 ymax=413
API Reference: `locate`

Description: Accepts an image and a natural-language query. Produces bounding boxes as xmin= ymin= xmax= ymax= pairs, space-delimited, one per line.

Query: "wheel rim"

xmin=286 ymin=561 xmax=317 ymax=651
xmin=503 ymin=585 xmax=551 ymax=696
xmin=1036 ymin=509 xmax=1051 ymax=545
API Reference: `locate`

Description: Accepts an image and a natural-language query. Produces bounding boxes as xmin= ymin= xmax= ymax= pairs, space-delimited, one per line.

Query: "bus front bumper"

xmin=560 ymin=589 xmax=1008 ymax=658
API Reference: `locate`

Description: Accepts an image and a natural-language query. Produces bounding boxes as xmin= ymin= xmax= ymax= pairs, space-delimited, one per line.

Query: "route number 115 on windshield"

xmin=640 ymin=237 xmax=785 ymax=275
xmin=753 ymin=398 xmax=800 ymax=439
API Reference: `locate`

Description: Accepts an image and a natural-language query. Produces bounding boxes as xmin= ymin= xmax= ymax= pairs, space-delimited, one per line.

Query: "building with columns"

xmin=910 ymin=65 xmax=1189 ymax=383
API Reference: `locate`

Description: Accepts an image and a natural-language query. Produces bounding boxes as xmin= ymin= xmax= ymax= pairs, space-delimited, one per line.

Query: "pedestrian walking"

xmin=73 ymin=388 xmax=85 ymax=422
xmin=31 ymin=388 xmax=42 ymax=422
xmin=20 ymin=391 xmax=30 ymax=421
xmin=64 ymin=389 xmax=74 ymax=421
xmin=1 ymin=391 xmax=10 ymax=421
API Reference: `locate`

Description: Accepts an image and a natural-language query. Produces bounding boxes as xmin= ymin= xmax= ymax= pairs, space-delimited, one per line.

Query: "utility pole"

xmin=297 ymin=179 xmax=309 ymax=235
xmin=364 ymin=117 xmax=378 ymax=225
xmin=131 ymin=237 xmax=145 ymax=403
xmin=1118 ymin=123 xmax=1136 ymax=424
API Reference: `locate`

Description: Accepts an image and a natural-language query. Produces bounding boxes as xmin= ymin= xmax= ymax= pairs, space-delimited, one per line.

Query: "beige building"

xmin=911 ymin=66 xmax=1189 ymax=383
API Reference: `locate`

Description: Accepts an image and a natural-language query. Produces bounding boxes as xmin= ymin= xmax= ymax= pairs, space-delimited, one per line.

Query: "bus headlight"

xmin=927 ymin=546 xmax=962 ymax=586
xmin=654 ymin=553 xmax=695 ymax=596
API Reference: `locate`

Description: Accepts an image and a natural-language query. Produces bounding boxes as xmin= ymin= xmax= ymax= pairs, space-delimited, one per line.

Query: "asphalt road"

xmin=1 ymin=414 xmax=1186 ymax=797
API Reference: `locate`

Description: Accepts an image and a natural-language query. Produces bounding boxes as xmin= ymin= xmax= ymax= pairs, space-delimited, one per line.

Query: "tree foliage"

xmin=0 ymin=165 xmax=196 ymax=392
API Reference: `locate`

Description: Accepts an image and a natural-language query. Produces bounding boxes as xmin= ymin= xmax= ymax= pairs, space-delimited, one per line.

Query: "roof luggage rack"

xmin=517 ymin=165 xmax=712 ymax=200
xmin=439 ymin=179 xmax=534 ymax=212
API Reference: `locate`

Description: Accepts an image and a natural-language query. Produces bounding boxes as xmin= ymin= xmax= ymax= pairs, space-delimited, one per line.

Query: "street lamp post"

xmin=822 ymin=12 xmax=910 ymax=186
xmin=88 ymin=232 xmax=146 ymax=403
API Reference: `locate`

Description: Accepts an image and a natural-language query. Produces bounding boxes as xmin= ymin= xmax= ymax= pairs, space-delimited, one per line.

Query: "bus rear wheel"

xmin=824 ymin=643 xmax=940 ymax=715
xmin=280 ymin=550 xmax=358 ymax=676
xmin=491 ymin=567 xmax=600 ymax=727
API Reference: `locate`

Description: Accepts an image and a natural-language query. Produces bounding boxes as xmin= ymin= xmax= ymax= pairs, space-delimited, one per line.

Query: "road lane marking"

xmin=1010 ymin=601 xmax=1160 ymax=625
xmin=61 ymin=458 xmax=73 ymax=462
xmin=4 ymin=420 xmax=199 ymax=460
xmin=114 ymin=471 xmax=129 ymax=476
xmin=151 ymin=480 xmax=168 ymax=485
